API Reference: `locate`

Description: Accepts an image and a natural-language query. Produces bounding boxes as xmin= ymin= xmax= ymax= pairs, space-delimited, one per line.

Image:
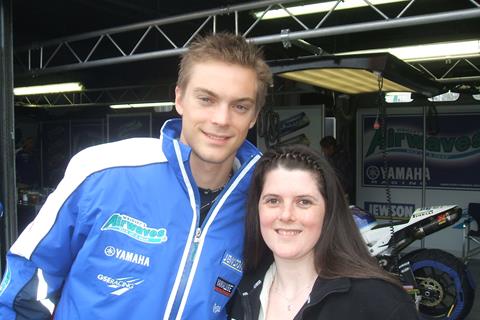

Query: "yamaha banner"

xmin=362 ymin=113 xmax=480 ymax=190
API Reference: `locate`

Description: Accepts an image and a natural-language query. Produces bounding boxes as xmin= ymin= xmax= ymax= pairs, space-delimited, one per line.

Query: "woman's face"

xmin=258 ymin=166 xmax=325 ymax=262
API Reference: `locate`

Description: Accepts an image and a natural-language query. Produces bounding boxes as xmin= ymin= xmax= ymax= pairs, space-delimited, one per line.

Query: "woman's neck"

xmin=273 ymin=257 xmax=318 ymax=294
xmin=265 ymin=258 xmax=318 ymax=320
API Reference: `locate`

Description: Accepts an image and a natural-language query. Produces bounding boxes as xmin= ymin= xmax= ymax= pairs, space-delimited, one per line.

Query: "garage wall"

xmin=256 ymin=105 xmax=325 ymax=153
xmin=356 ymin=103 xmax=480 ymax=257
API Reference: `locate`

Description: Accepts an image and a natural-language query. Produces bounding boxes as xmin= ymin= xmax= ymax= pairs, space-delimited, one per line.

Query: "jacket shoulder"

xmin=347 ymin=278 xmax=419 ymax=319
xmin=302 ymin=278 xmax=419 ymax=320
xmin=67 ymin=137 xmax=166 ymax=175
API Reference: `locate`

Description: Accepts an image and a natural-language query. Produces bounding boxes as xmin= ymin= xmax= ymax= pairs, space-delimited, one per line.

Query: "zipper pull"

xmin=188 ymin=228 xmax=202 ymax=260
xmin=194 ymin=227 xmax=202 ymax=243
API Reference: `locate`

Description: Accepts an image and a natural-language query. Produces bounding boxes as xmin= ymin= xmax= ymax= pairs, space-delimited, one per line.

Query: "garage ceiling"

xmin=11 ymin=0 xmax=480 ymax=105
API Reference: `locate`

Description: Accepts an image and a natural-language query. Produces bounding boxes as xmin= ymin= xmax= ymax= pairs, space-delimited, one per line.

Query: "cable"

xmin=375 ymin=75 xmax=397 ymax=258
xmin=427 ymin=100 xmax=439 ymax=136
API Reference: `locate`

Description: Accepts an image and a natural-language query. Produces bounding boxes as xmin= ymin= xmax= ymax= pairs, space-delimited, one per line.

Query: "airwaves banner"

xmin=362 ymin=113 xmax=480 ymax=190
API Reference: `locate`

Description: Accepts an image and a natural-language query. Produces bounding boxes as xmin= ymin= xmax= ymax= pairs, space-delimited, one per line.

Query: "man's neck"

xmin=189 ymin=156 xmax=234 ymax=190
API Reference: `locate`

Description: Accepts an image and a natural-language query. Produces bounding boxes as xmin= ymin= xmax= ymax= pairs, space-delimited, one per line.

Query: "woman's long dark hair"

xmin=244 ymin=144 xmax=399 ymax=285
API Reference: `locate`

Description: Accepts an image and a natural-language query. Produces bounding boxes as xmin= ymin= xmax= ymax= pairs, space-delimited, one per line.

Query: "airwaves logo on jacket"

xmin=101 ymin=213 xmax=168 ymax=244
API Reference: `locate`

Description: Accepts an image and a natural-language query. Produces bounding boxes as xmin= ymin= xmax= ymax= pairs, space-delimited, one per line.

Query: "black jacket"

xmin=229 ymin=263 xmax=420 ymax=320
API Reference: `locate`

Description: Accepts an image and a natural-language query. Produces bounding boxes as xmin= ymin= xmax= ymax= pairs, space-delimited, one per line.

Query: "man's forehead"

xmin=185 ymin=63 xmax=257 ymax=94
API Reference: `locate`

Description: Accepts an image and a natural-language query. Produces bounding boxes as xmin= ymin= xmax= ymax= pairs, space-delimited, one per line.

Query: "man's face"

xmin=175 ymin=60 xmax=258 ymax=168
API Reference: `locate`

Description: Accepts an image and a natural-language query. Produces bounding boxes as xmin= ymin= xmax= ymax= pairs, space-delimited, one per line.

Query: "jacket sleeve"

xmin=343 ymin=279 xmax=421 ymax=320
xmin=370 ymin=282 xmax=421 ymax=320
xmin=386 ymin=301 xmax=421 ymax=320
xmin=0 ymin=151 xmax=95 ymax=320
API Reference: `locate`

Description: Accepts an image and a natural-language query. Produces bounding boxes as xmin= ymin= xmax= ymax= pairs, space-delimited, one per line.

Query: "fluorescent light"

xmin=13 ymin=82 xmax=84 ymax=95
xmin=385 ymin=92 xmax=413 ymax=103
xmin=271 ymin=53 xmax=440 ymax=96
xmin=279 ymin=68 xmax=413 ymax=94
xmin=254 ymin=0 xmax=408 ymax=20
xmin=109 ymin=102 xmax=175 ymax=109
xmin=428 ymin=91 xmax=459 ymax=102
xmin=385 ymin=91 xmax=461 ymax=103
xmin=337 ymin=40 xmax=480 ymax=62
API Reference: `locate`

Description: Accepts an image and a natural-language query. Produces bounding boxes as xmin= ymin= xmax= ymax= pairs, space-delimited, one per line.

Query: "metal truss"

xmin=15 ymin=85 xmax=172 ymax=107
xmin=14 ymin=0 xmax=480 ymax=76
xmin=411 ymin=58 xmax=480 ymax=83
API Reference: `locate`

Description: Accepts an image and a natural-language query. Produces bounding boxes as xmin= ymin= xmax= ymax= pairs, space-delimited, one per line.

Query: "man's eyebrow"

xmin=234 ymin=97 xmax=256 ymax=104
xmin=193 ymin=88 xmax=218 ymax=98
xmin=193 ymin=88 xmax=256 ymax=104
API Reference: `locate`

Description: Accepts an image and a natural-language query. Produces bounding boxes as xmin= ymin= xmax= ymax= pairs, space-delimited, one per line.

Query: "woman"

xmin=230 ymin=145 xmax=419 ymax=320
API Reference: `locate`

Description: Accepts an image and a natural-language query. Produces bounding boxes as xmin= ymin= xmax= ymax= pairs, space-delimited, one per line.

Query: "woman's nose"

xmin=279 ymin=203 xmax=295 ymax=221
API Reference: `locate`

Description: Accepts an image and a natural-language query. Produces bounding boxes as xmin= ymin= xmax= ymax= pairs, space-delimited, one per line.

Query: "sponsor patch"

xmin=97 ymin=273 xmax=144 ymax=296
xmin=104 ymin=246 xmax=150 ymax=267
xmin=214 ymin=277 xmax=235 ymax=297
xmin=101 ymin=213 xmax=167 ymax=244
xmin=221 ymin=252 xmax=243 ymax=273
xmin=0 ymin=265 xmax=11 ymax=296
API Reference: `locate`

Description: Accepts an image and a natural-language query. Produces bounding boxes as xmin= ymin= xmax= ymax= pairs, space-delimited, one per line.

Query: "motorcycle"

xmin=352 ymin=205 xmax=476 ymax=320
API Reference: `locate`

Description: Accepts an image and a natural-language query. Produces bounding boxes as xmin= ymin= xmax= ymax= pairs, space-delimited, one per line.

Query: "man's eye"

xmin=235 ymin=104 xmax=247 ymax=111
xmin=198 ymin=96 xmax=212 ymax=104
xmin=234 ymin=104 xmax=252 ymax=113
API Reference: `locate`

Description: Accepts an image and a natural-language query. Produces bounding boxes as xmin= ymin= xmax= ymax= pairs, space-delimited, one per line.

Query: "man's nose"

xmin=211 ymin=104 xmax=230 ymax=126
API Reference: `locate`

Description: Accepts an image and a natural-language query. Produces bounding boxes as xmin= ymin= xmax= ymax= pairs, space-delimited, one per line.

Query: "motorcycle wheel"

xmin=400 ymin=249 xmax=475 ymax=320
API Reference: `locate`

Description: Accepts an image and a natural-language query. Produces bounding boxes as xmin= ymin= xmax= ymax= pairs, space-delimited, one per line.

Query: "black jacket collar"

xmin=235 ymin=260 xmax=352 ymax=320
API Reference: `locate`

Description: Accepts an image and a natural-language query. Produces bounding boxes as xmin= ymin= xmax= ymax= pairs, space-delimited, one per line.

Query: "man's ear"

xmin=174 ymin=86 xmax=183 ymax=116
xmin=249 ymin=118 xmax=257 ymax=129
xmin=249 ymin=108 xmax=261 ymax=129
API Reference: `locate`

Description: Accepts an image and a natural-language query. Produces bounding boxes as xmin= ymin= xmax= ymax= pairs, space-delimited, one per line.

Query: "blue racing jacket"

xmin=0 ymin=118 xmax=261 ymax=320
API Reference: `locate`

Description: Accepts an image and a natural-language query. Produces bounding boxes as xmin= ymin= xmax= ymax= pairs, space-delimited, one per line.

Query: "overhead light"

xmin=428 ymin=91 xmax=460 ymax=102
xmin=279 ymin=68 xmax=412 ymax=94
xmin=337 ymin=40 xmax=480 ymax=62
xmin=254 ymin=0 xmax=408 ymax=20
xmin=109 ymin=102 xmax=175 ymax=110
xmin=13 ymin=82 xmax=84 ymax=95
xmin=270 ymin=53 xmax=441 ymax=96
xmin=385 ymin=92 xmax=413 ymax=103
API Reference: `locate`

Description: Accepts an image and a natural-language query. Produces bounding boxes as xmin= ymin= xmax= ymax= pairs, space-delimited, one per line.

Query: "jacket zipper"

xmin=167 ymin=185 xmax=220 ymax=319
xmin=168 ymin=224 xmax=203 ymax=318
xmin=241 ymin=292 xmax=253 ymax=320
xmin=166 ymin=155 xmax=258 ymax=319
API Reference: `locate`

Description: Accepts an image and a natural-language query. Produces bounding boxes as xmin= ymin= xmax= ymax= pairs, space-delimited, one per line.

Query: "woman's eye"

xmin=298 ymin=199 xmax=312 ymax=207
xmin=265 ymin=198 xmax=279 ymax=205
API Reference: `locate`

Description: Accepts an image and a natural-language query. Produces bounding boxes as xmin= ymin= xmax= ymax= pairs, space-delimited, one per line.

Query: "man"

xmin=0 ymin=33 xmax=272 ymax=319
xmin=320 ymin=136 xmax=353 ymax=200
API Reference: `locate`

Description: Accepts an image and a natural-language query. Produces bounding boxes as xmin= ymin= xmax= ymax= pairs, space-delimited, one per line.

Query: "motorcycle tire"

xmin=400 ymin=249 xmax=476 ymax=320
